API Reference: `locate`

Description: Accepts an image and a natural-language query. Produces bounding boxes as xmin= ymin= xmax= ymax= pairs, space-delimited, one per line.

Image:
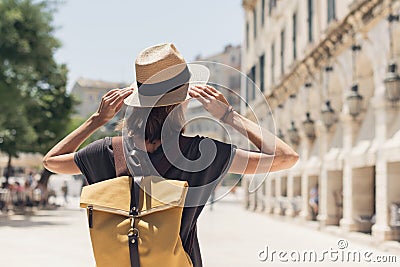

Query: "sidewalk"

xmin=198 ymin=189 xmax=399 ymax=267
xmin=0 ymin=190 xmax=398 ymax=267
xmin=0 ymin=196 xmax=94 ymax=267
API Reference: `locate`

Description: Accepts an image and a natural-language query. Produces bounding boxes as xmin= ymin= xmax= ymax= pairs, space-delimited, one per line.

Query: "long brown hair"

xmin=119 ymin=104 xmax=185 ymax=143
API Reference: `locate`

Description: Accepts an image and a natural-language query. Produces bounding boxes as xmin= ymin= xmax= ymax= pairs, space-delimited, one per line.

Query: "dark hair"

xmin=119 ymin=104 xmax=185 ymax=143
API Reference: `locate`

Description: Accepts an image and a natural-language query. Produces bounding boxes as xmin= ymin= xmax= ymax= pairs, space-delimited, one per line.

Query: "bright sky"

xmin=52 ymin=0 xmax=244 ymax=91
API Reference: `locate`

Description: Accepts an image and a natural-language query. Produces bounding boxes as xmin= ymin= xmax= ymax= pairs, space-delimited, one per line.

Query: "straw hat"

xmin=124 ymin=43 xmax=209 ymax=107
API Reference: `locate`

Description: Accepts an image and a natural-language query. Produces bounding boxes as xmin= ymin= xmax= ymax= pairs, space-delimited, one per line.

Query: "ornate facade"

xmin=241 ymin=0 xmax=400 ymax=242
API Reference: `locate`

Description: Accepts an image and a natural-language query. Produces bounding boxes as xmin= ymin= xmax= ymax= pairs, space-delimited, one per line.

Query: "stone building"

xmin=70 ymin=78 xmax=128 ymax=134
xmin=185 ymin=45 xmax=243 ymax=144
xmin=71 ymin=78 xmax=127 ymax=119
xmin=241 ymin=0 xmax=400 ymax=242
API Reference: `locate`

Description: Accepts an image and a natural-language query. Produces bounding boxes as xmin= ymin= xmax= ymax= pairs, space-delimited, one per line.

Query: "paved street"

xmin=0 ymin=205 xmax=95 ymax=267
xmin=199 ymin=197 xmax=400 ymax=267
xmin=0 ymin=187 xmax=399 ymax=267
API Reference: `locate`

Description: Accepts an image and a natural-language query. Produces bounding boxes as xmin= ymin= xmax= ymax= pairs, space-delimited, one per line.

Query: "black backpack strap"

xmin=128 ymin=176 xmax=141 ymax=267
xmin=112 ymin=136 xmax=141 ymax=267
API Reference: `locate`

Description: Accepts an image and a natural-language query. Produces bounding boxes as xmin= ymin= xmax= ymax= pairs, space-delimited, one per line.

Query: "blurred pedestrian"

xmin=27 ymin=171 xmax=34 ymax=186
xmin=24 ymin=180 xmax=33 ymax=207
xmin=61 ymin=180 xmax=68 ymax=204
xmin=309 ymin=183 xmax=319 ymax=220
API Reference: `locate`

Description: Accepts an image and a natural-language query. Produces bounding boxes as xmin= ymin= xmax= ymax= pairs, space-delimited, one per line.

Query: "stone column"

xmin=300 ymin=174 xmax=319 ymax=220
xmin=243 ymin=176 xmax=251 ymax=210
xmin=273 ymin=175 xmax=285 ymax=215
xmin=372 ymin=97 xmax=400 ymax=241
xmin=285 ymin=174 xmax=295 ymax=217
xmin=340 ymin=115 xmax=359 ymax=231
xmin=319 ymin=119 xmax=343 ymax=226
xmin=268 ymin=176 xmax=277 ymax=214
xmin=316 ymin=121 xmax=330 ymax=225
xmin=300 ymin=172 xmax=311 ymax=220
xmin=265 ymin=174 xmax=274 ymax=214
xmin=299 ymin=125 xmax=322 ymax=221
xmin=317 ymin=167 xmax=329 ymax=225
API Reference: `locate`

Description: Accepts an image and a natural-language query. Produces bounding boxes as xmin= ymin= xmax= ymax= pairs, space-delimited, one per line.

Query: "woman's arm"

xmin=42 ymin=87 xmax=134 ymax=174
xmin=188 ymin=85 xmax=299 ymax=174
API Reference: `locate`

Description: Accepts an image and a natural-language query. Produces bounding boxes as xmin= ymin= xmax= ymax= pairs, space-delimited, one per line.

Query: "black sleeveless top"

xmin=74 ymin=134 xmax=236 ymax=267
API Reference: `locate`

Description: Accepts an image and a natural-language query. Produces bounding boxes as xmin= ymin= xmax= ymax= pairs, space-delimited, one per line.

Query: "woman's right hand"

xmin=43 ymin=87 xmax=134 ymax=175
xmin=188 ymin=85 xmax=232 ymax=121
xmin=93 ymin=87 xmax=134 ymax=124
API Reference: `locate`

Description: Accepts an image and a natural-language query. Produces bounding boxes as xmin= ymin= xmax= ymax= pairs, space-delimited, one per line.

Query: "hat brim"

xmin=124 ymin=63 xmax=210 ymax=107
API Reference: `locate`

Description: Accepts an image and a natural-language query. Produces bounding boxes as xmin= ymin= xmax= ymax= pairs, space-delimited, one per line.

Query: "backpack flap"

xmin=80 ymin=176 xmax=131 ymax=216
xmin=137 ymin=176 xmax=188 ymax=217
xmin=80 ymin=175 xmax=188 ymax=217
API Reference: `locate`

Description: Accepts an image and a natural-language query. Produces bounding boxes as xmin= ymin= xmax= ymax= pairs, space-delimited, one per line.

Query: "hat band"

xmin=137 ymin=66 xmax=191 ymax=97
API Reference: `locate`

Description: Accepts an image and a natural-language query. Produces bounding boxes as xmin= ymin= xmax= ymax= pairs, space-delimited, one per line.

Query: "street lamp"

xmin=347 ymin=84 xmax=363 ymax=117
xmin=321 ymin=100 xmax=335 ymax=129
xmin=302 ymin=112 xmax=316 ymax=140
xmin=321 ymin=63 xmax=335 ymax=129
xmin=347 ymin=43 xmax=363 ymax=118
xmin=384 ymin=11 xmax=400 ymax=102
xmin=288 ymin=121 xmax=300 ymax=145
xmin=384 ymin=63 xmax=400 ymax=102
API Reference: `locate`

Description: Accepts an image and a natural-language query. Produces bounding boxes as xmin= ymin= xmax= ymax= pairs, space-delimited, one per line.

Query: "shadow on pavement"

xmin=0 ymin=210 xmax=72 ymax=228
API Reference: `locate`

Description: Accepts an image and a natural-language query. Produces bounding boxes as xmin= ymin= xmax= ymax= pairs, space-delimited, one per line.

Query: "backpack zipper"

xmin=86 ymin=204 xmax=130 ymax=217
xmin=85 ymin=203 xmax=179 ymax=218
xmin=88 ymin=205 xmax=93 ymax=228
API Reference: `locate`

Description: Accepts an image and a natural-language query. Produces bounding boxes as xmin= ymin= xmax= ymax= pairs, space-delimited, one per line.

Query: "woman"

xmin=43 ymin=43 xmax=298 ymax=266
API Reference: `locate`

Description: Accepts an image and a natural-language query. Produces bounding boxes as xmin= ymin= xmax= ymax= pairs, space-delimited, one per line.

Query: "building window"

xmin=280 ymin=29 xmax=285 ymax=75
xmin=253 ymin=8 xmax=257 ymax=38
xmin=271 ymin=43 xmax=275 ymax=85
xmin=327 ymin=0 xmax=336 ymax=23
xmin=293 ymin=12 xmax=297 ymax=60
xmin=260 ymin=54 xmax=265 ymax=92
xmin=246 ymin=22 xmax=250 ymax=49
xmin=269 ymin=0 xmax=277 ymax=16
xmin=247 ymin=66 xmax=256 ymax=101
xmin=261 ymin=0 xmax=265 ymax=25
xmin=245 ymin=75 xmax=249 ymax=103
xmin=250 ymin=66 xmax=256 ymax=100
xmin=307 ymin=0 xmax=313 ymax=43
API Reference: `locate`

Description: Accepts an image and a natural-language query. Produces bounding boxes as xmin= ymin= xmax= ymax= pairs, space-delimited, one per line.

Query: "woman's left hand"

xmin=188 ymin=85 xmax=231 ymax=120
xmin=94 ymin=87 xmax=134 ymax=124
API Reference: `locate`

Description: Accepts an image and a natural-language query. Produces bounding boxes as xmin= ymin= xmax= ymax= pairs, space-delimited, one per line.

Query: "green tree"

xmin=0 ymin=0 xmax=75 ymax=187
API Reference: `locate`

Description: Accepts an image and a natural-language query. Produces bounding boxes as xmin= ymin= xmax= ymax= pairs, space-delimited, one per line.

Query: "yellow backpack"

xmin=79 ymin=137 xmax=193 ymax=267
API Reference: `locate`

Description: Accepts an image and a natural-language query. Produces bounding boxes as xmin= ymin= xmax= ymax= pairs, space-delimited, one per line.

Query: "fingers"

xmin=203 ymin=86 xmax=219 ymax=98
xmin=104 ymin=87 xmax=133 ymax=102
xmin=188 ymin=87 xmax=209 ymax=105
xmin=108 ymin=89 xmax=133 ymax=107
xmin=103 ymin=88 xmax=119 ymax=98
xmin=191 ymin=85 xmax=215 ymax=99
xmin=103 ymin=87 xmax=134 ymax=99
xmin=205 ymin=85 xmax=219 ymax=94
xmin=193 ymin=85 xmax=222 ymax=98
xmin=191 ymin=85 xmax=228 ymax=106
xmin=98 ymin=88 xmax=133 ymax=116
xmin=190 ymin=86 xmax=216 ymax=102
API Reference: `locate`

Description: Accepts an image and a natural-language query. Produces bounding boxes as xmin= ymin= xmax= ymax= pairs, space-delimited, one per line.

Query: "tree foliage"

xmin=0 ymin=0 xmax=75 ymax=178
